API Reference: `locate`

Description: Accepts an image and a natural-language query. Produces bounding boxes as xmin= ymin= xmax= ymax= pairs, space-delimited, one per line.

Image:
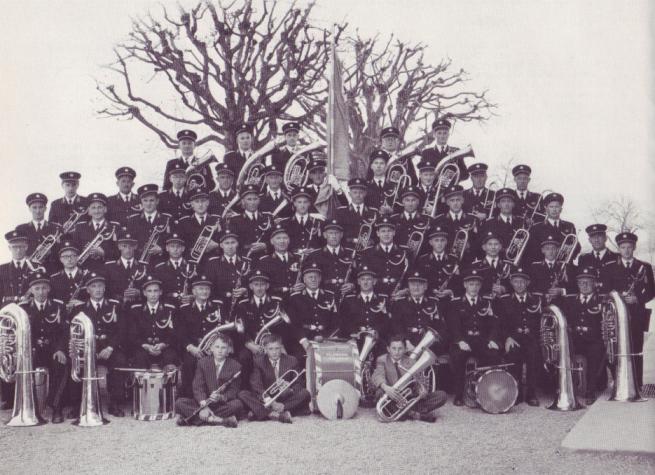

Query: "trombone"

xmin=262 ymin=368 xmax=306 ymax=408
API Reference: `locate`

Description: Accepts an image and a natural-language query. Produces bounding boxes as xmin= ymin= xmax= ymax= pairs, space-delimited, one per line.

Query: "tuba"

xmin=254 ymin=305 xmax=291 ymax=349
xmin=601 ymin=291 xmax=645 ymax=402
xmin=69 ymin=313 xmax=107 ymax=426
xmin=539 ymin=304 xmax=582 ymax=411
xmin=283 ymin=141 xmax=326 ymax=190
xmin=376 ymin=348 xmax=437 ymax=422
xmin=197 ymin=319 xmax=246 ymax=354
xmin=0 ymin=303 xmax=45 ymax=426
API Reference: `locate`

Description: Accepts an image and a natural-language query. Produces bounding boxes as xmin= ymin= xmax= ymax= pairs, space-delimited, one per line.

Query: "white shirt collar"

xmin=144 ymin=211 xmax=157 ymax=219
xmin=514 ymin=293 xmax=527 ymax=302
xmin=433 ymin=252 xmax=445 ymax=260
xmin=500 ymin=213 xmax=512 ymax=223
xmin=486 ymin=256 xmax=498 ymax=265
xmin=545 ymin=259 xmax=556 ymax=266
xmin=622 ymin=258 xmax=633 ymax=267
xmin=449 ymin=210 xmax=463 ymax=220
xmin=32 ymin=219 xmax=45 ymax=227
xmin=295 ymin=212 xmax=308 ymax=222
xmin=196 ymin=300 xmax=207 ymax=311
xmin=594 ymin=248 xmax=607 ymax=258
xmin=275 ymin=252 xmax=289 ymax=260
xmin=466 ymin=294 xmax=478 ymax=305
xmin=147 ymin=302 xmax=159 ymax=313
xmin=66 ymin=268 xmax=79 ymax=277
xmin=360 ymin=291 xmax=374 ymax=300
xmin=121 ymin=257 xmax=134 ymax=267
xmin=404 ymin=211 xmax=416 ymax=220
xmin=547 ymin=218 xmax=559 ymax=226
xmin=90 ymin=298 xmax=104 ymax=308
xmin=119 ymin=192 xmax=132 ymax=200
xmin=327 ymin=245 xmax=340 ymax=254
xmin=245 ymin=210 xmax=257 ymax=220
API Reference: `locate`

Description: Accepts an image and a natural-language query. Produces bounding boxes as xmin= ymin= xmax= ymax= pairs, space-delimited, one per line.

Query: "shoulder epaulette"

xmin=126 ymin=213 xmax=140 ymax=219
xmin=161 ymin=212 xmax=172 ymax=218
xmin=130 ymin=303 xmax=142 ymax=309
xmin=471 ymin=258 xmax=482 ymax=264
xmin=427 ymin=296 xmax=439 ymax=303
xmin=208 ymin=256 xmax=221 ymax=261
xmin=154 ymin=261 xmax=166 ymax=268
xmin=52 ymin=299 xmax=63 ymax=305
xmin=451 ymin=297 xmax=462 ymax=302
xmin=532 ymin=292 xmax=544 ymax=297
xmin=344 ymin=294 xmax=356 ymax=299
xmin=211 ymin=299 xmax=223 ymax=305
xmin=109 ymin=220 xmax=120 ymax=226
xmin=433 ymin=213 xmax=446 ymax=219
xmin=179 ymin=303 xmax=191 ymax=308
xmin=378 ymin=294 xmax=389 ymax=299
xmin=237 ymin=298 xmax=249 ymax=304
xmin=482 ymin=295 xmax=493 ymax=301
xmin=177 ymin=215 xmax=191 ymax=222
xmin=105 ymin=260 xmax=117 ymax=265
xmin=289 ymin=291 xmax=301 ymax=297
xmin=271 ymin=295 xmax=282 ymax=301
xmin=51 ymin=270 xmax=65 ymax=277
xmin=164 ymin=303 xmax=175 ymax=309
xmin=499 ymin=294 xmax=510 ymax=299
xmin=602 ymin=261 xmax=614 ymax=267
xmin=337 ymin=206 xmax=348 ymax=210
xmin=323 ymin=289 xmax=335 ymax=296
xmin=108 ymin=299 xmax=119 ymax=304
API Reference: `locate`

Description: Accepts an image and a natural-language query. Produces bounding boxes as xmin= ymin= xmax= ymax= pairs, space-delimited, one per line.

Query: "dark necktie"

xmin=548 ymin=262 xmax=553 ymax=271
xmin=394 ymin=361 xmax=401 ymax=379
xmin=147 ymin=216 xmax=153 ymax=225
xmin=150 ymin=307 xmax=156 ymax=316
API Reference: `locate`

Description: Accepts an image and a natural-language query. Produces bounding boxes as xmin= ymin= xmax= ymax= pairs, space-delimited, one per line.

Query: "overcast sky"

xmin=0 ymin=0 xmax=652 ymax=261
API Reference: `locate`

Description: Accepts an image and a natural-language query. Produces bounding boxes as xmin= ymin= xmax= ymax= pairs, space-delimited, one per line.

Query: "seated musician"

xmin=477 ymin=188 xmax=525 ymax=256
xmin=511 ymin=164 xmax=541 ymax=225
xmin=525 ymin=192 xmax=579 ymax=265
xmin=365 ymin=149 xmax=394 ymax=212
xmin=153 ymin=232 xmax=191 ymax=306
xmin=335 ymin=178 xmax=378 ymax=247
xmin=208 ymin=163 xmax=238 ymax=218
xmin=470 ymin=231 xmax=510 ymax=299
xmin=372 ymin=335 xmax=447 ymax=423
xmin=104 ymin=228 xmax=142 ymax=305
xmin=305 ymin=219 xmax=354 ymax=297
xmin=463 ymin=163 xmax=494 ymax=223
xmin=447 ymin=268 xmax=501 ymax=406
xmin=279 ymin=186 xmax=322 ymax=253
xmin=106 ymin=167 xmax=140 ymax=226
xmin=361 ymin=217 xmax=407 ymax=298
xmin=178 ymin=275 xmax=227 ymax=398
xmin=69 ymin=272 xmax=127 ymax=417
xmin=415 ymin=225 xmax=461 ymax=300
xmin=498 ymin=267 xmax=543 ymax=406
xmin=50 ymin=240 xmax=88 ymax=307
xmin=0 ymin=229 xmax=39 ymax=304
xmin=18 ymin=273 xmax=68 ymax=422
xmin=227 ymin=184 xmax=272 ymax=261
xmin=128 ymin=275 xmax=178 ymax=371
xmin=258 ymin=164 xmax=290 ymax=218
xmin=158 ymin=160 xmax=192 ymax=222
xmin=238 ymin=333 xmax=310 ymax=424
xmin=391 ymin=186 xmax=431 ymax=256
xmin=528 ymin=235 xmax=576 ymax=303
xmin=175 ymin=332 xmax=243 ymax=427
xmin=126 ymin=184 xmax=171 ymax=266
xmin=223 ymin=123 xmax=255 ymax=176
xmin=73 ymin=193 xmax=119 ymax=272
xmin=560 ymin=267 xmax=606 ymax=405
xmin=175 ymin=187 xmax=221 ymax=263
xmin=269 ymin=121 xmax=302 ymax=170
xmin=48 ymin=171 xmax=88 ymax=226
xmin=16 ymin=192 xmax=60 ymax=273
xmin=256 ymin=224 xmax=303 ymax=301
xmin=163 ymin=129 xmax=216 ymax=192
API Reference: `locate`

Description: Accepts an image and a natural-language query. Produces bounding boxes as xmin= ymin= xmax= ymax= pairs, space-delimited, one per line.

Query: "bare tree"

xmin=97 ymin=0 xmax=345 ymax=150
xmin=591 ymin=195 xmax=642 ymax=234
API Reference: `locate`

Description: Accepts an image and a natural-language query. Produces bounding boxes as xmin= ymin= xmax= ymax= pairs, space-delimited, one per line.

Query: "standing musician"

xmin=158 ymin=160 xmax=192 ymax=222
xmin=602 ymin=232 xmax=655 ymax=388
xmin=18 ymin=273 xmax=68 ymax=423
xmin=174 ymin=333 xmax=243 ymax=427
xmin=416 ymin=225 xmax=462 ymax=300
xmin=499 ymin=267 xmax=543 ymax=406
xmin=528 ymin=235 xmax=576 ymax=301
xmin=126 ymin=184 xmax=171 ymax=265
xmin=50 ymin=241 xmax=87 ymax=307
xmin=305 ymin=219 xmax=354 ymax=297
xmin=153 ymin=233 xmax=191 ymax=305
xmin=0 ymin=229 xmax=40 ymax=304
xmin=163 ymin=129 xmax=216 ymax=192
xmin=48 ymin=171 xmax=88 ymax=226
xmin=175 ymin=187 xmax=221 ymax=263
xmin=16 ymin=193 xmax=61 ymax=273
xmin=361 ymin=217 xmax=408 ymax=299
xmin=258 ymin=164 xmax=290 ymax=217
xmin=391 ymin=186 xmax=431 ymax=253
xmin=69 ymin=272 xmax=127 ymax=417
xmin=208 ymin=163 xmax=238 ymax=218
xmin=127 ymin=275 xmax=179 ymax=370
xmin=227 ymin=184 xmax=272 ymax=260
xmin=366 ymin=149 xmax=394 ymax=212
xmin=415 ymin=158 xmax=439 ymax=213
xmin=470 ymin=231 xmax=510 ymax=299
xmin=304 ymin=154 xmax=349 ymax=208
xmin=73 ymin=193 xmax=119 ymax=272
xmin=256 ymin=224 xmax=303 ymax=300
xmin=372 ymin=335 xmax=448 ymax=423
xmin=335 ymin=178 xmax=378 ymax=247
xmin=104 ymin=229 xmax=142 ymax=306
xmin=526 ymin=192 xmax=580 ymax=264
xmin=447 ymin=268 xmax=501 ymax=406
xmin=578 ymin=224 xmax=618 ymax=286
xmin=223 ymin=123 xmax=255 ymax=176
xmin=512 ymin=164 xmax=542 ymax=224
xmin=432 ymin=185 xmax=478 ymax=261
xmin=420 ymin=117 xmax=469 ymax=182
xmin=238 ymin=333 xmax=311 ymax=424
xmin=177 ymin=275 xmax=226 ymax=398
xmin=463 ymin=163 xmax=494 ymax=222
xmin=478 ymin=188 xmax=525 ymax=254
xmin=269 ymin=121 xmax=303 ymax=170
xmin=106 ymin=167 xmax=140 ymax=226
xmin=279 ymin=187 xmax=322 ymax=253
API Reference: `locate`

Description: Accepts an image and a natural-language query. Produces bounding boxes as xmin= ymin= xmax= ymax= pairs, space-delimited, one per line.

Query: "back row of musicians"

xmin=1 ymin=118 xmax=653 ymax=425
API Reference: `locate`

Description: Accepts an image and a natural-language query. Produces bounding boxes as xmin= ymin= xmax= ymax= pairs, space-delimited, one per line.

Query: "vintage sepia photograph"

xmin=0 ymin=0 xmax=653 ymax=473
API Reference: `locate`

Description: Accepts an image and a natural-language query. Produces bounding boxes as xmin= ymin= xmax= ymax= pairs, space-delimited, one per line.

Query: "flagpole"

xmin=327 ymin=23 xmax=336 ymax=176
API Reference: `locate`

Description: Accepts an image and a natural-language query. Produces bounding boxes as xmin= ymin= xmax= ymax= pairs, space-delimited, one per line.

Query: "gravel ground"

xmin=1 ymin=396 xmax=653 ymax=475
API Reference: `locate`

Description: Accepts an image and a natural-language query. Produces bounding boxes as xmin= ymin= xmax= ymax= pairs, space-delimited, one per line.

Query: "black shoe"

xmin=66 ymin=408 xmax=78 ymax=420
xmin=221 ymin=415 xmax=238 ymax=428
xmin=419 ymin=413 xmax=437 ymax=423
xmin=433 ymin=391 xmax=448 ymax=410
xmin=527 ymin=396 xmax=540 ymax=407
xmin=108 ymin=405 xmax=125 ymax=417
xmin=247 ymin=411 xmax=257 ymax=421
xmin=52 ymin=408 xmax=64 ymax=424
xmin=278 ymin=411 xmax=293 ymax=424
xmin=295 ymin=406 xmax=312 ymax=417
xmin=453 ymin=396 xmax=464 ymax=407
xmin=175 ymin=415 xmax=188 ymax=426
xmin=585 ymin=395 xmax=597 ymax=406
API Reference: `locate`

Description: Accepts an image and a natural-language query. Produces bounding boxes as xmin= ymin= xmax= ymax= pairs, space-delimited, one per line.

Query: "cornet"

xmin=262 ymin=368 xmax=306 ymax=408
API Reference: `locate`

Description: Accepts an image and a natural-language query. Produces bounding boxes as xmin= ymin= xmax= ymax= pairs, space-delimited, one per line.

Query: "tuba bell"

xmin=539 ymin=304 xmax=582 ymax=411
xmin=0 ymin=303 xmax=46 ymax=426
xmin=69 ymin=313 xmax=107 ymax=426
xmin=197 ymin=319 xmax=246 ymax=354
xmin=601 ymin=291 xmax=646 ymax=402
xmin=408 ymin=327 xmax=441 ymax=361
xmin=254 ymin=305 xmax=291 ymax=349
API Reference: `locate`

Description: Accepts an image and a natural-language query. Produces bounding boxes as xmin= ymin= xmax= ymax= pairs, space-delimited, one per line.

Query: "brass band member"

xmin=433 ymin=185 xmax=477 ymax=253
xmin=577 ymin=224 xmax=617 ymax=289
xmin=511 ymin=165 xmax=541 ymax=223
xmin=163 ymin=129 xmax=216 ymax=192
xmin=447 ymin=268 xmax=501 ymax=406
xmin=238 ymin=333 xmax=311 ymax=423
xmin=471 ymin=231 xmax=509 ymax=299
xmin=463 ymin=163 xmax=493 ymax=221
xmin=228 ymin=184 xmax=272 ymax=260
xmin=223 ymin=123 xmax=255 ymax=176
xmin=528 ymin=235 xmax=576 ymax=301
xmin=126 ymin=184 xmax=171 ymax=265
xmin=74 ymin=193 xmax=119 ymax=272
xmin=259 ymin=164 xmax=289 ymax=217
xmin=158 ymin=160 xmax=192 ymax=222
xmin=104 ymin=229 xmax=142 ymax=305
xmin=209 ymin=163 xmax=238 ymax=218
xmin=270 ymin=121 xmax=302 ymax=170
xmin=48 ymin=171 xmax=88 ymax=226
xmin=0 ymin=229 xmax=39 ymax=304
xmin=256 ymin=224 xmax=302 ymax=300
xmin=361 ymin=217 xmax=407 ymax=298
xmin=175 ymin=333 xmax=243 ymax=427
xmin=391 ymin=186 xmax=430 ymax=253
xmin=420 ymin=117 xmax=469 ymax=182
xmin=525 ymin=192 xmax=579 ymax=265
xmin=499 ymin=267 xmax=543 ymax=406
xmin=106 ymin=167 xmax=140 ymax=226
xmin=50 ymin=241 xmax=87 ymax=305
xmin=153 ymin=233 xmax=190 ymax=305
xmin=175 ymin=187 xmax=221 ymax=263
xmin=366 ymin=149 xmax=394 ymax=211
xmin=372 ymin=335 xmax=447 ymax=422
xmin=415 ymin=225 xmax=461 ymax=300
xmin=305 ymin=219 xmax=354 ymax=296
xmin=415 ymin=158 xmax=438 ymax=213
xmin=279 ymin=187 xmax=322 ymax=253
xmin=17 ymin=192 xmax=61 ymax=273
xmin=478 ymin=188 xmax=525 ymax=254
xmin=335 ymin=178 xmax=378 ymax=247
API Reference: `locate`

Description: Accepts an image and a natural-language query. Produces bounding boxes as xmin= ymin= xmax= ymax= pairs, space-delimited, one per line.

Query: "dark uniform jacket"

xmin=70 ymin=299 xmax=125 ymax=350
xmin=498 ymin=292 xmax=543 ymax=342
xmin=16 ymin=221 xmax=61 ymax=267
xmin=203 ymin=255 xmax=251 ymax=314
xmin=256 ymin=252 xmax=300 ymax=298
xmin=0 ymin=260 xmax=38 ymax=303
xmin=514 ymin=190 xmax=542 ymax=223
xmin=126 ymin=211 xmax=172 ymax=261
xmin=560 ymin=293 xmax=604 ymax=343
xmin=361 ymin=244 xmax=408 ymax=297
xmin=288 ymin=289 xmax=338 ymax=342
xmin=174 ymin=213 xmax=221 ymax=262
xmin=365 ymin=179 xmax=396 ymax=211
xmin=470 ymin=257 xmax=512 ymax=298
xmin=48 ymin=195 xmax=88 ymax=226
xmin=340 ymin=293 xmax=391 ymax=340
xmin=154 ymin=259 xmax=193 ymax=302
xmin=158 ymin=189 xmax=192 ymax=222
xmin=306 ymin=246 xmax=353 ymax=295
xmin=528 ymin=260 xmax=576 ymax=297
xmin=163 ymin=156 xmax=216 ymax=191
xmin=463 ymin=187 xmax=494 ymax=216
xmin=390 ymin=212 xmax=431 ymax=254
xmin=223 ymin=150 xmax=252 ymax=176
xmin=20 ymin=299 xmax=67 ymax=355
xmin=278 ymin=215 xmax=323 ymax=253
xmin=106 ymin=192 xmax=141 ymax=226
xmin=420 ymin=145 xmax=469 ymax=182
xmin=415 ymin=252 xmax=463 ymax=298
xmin=193 ymin=356 xmax=242 ymax=403
xmin=602 ymin=258 xmax=655 ymax=317
xmin=525 ymin=218 xmax=580 ymax=265
xmin=334 ymin=204 xmax=378 ymax=247
xmin=577 ymin=249 xmax=618 ymax=293
xmin=49 ymin=268 xmax=88 ymax=303
xmin=208 ymin=189 xmax=238 ymax=218
xmin=258 ymin=187 xmax=291 ymax=218
xmin=250 ymin=353 xmax=302 ymax=395
xmin=128 ymin=301 xmax=177 ymax=351
xmin=432 ymin=212 xmax=478 ymax=247
xmin=103 ymin=258 xmax=144 ymax=304
xmin=446 ymin=295 xmax=500 ymax=344
xmin=227 ymin=212 xmax=273 ymax=258
xmin=73 ymin=220 xmax=119 ymax=271
xmin=177 ymin=299 xmax=226 ymax=348
xmin=477 ymin=215 xmax=526 ymax=259
xmin=233 ymin=294 xmax=285 ymax=343
xmin=390 ymin=295 xmax=448 ymax=354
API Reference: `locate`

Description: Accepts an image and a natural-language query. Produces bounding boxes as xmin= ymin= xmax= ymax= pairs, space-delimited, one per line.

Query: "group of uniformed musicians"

xmin=1 ymin=119 xmax=653 ymax=427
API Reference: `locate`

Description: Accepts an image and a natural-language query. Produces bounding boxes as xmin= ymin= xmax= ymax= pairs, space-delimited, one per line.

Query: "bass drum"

xmin=306 ymin=339 xmax=360 ymax=412
xmin=130 ymin=370 xmax=177 ymax=421
xmin=466 ymin=367 xmax=518 ymax=414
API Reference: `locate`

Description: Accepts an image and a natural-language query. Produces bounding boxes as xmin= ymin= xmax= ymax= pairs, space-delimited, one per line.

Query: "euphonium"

xmin=0 ymin=303 xmax=45 ymax=426
xmin=69 ymin=313 xmax=106 ymax=426
xmin=358 ymin=329 xmax=378 ymax=365
xmin=283 ymin=141 xmax=326 ymax=189
xmin=262 ymin=368 xmax=306 ymax=408
xmin=197 ymin=319 xmax=246 ymax=354
xmin=505 ymin=228 xmax=530 ymax=266
xmin=376 ymin=348 xmax=437 ymax=422
xmin=601 ymin=291 xmax=645 ymax=402
xmin=539 ymin=305 xmax=582 ymax=411
xmin=254 ymin=306 xmax=291 ymax=348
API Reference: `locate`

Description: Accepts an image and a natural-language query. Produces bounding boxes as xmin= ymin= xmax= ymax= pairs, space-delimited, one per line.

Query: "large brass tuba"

xmin=601 ymin=291 xmax=645 ymax=402
xmin=197 ymin=319 xmax=246 ymax=354
xmin=254 ymin=305 xmax=291 ymax=349
xmin=540 ymin=304 xmax=582 ymax=411
xmin=376 ymin=348 xmax=437 ymax=422
xmin=283 ymin=141 xmax=326 ymax=190
xmin=0 ymin=303 xmax=46 ymax=426
xmin=69 ymin=313 xmax=107 ymax=426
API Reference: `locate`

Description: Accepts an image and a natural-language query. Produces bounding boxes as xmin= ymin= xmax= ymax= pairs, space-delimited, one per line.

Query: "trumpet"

xmin=254 ymin=305 xmax=291 ymax=349
xmin=505 ymin=228 xmax=530 ymax=266
xmin=77 ymin=224 xmax=116 ymax=266
xmin=189 ymin=216 xmax=221 ymax=264
xmin=262 ymin=368 xmax=306 ymax=408
xmin=283 ymin=141 xmax=326 ymax=190
xmin=427 ymin=163 xmax=460 ymax=218
xmin=197 ymin=319 xmax=246 ymax=354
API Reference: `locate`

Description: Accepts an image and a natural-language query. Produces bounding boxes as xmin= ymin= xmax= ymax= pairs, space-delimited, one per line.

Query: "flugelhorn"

xmin=78 ymin=224 xmax=116 ymax=266
xmin=189 ymin=216 xmax=221 ymax=264
xmin=254 ymin=305 xmax=291 ymax=349
xmin=262 ymin=368 xmax=306 ymax=408
xmin=197 ymin=319 xmax=246 ymax=354
xmin=31 ymin=210 xmax=86 ymax=265
xmin=505 ymin=228 xmax=530 ymax=266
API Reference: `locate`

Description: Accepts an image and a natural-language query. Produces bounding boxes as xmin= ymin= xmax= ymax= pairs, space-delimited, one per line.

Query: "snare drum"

xmin=466 ymin=367 xmax=518 ymax=414
xmin=306 ymin=339 xmax=359 ymax=411
xmin=131 ymin=370 xmax=177 ymax=421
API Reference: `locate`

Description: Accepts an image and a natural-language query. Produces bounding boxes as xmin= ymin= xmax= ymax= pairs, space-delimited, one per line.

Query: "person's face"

xmin=249 ymin=280 xmax=269 ymax=297
xmin=514 ymin=173 xmax=530 ymax=190
xmin=471 ymin=172 xmax=487 ymax=189
xmin=59 ymin=250 xmax=79 ymax=269
xmin=30 ymin=283 xmax=50 ymax=302
xmin=542 ymin=243 xmax=559 ymax=261
xmin=220 ymin=237 xmax=239 ymax=256
xmin=87 ymin=281 xmax=106 ymax=300
xmin=464 ymin=279 xmax=482 ymax=296
xmin=388 ymin=340 xmax=406 ymax=360
xmin=358 ymin=275 xmax=376 ymax=292
xmin=264 ymin=341 xmax=283 ymax=361
xmin=192 ymin=284 xmax=211 ymax=301
xmin=483 ymin=238 xmax=502 ymax=258
xmin=402 ymin=195 xmax=419 ymax=213
xmin=434 ymin=128 xmax=450 ymax=145
xmin=210 ymin=339 xmax=231 ymax=360
xmin=309 ymin=168 xmax=326 ymax=184
xmin=237 ymin=132 xmax=252 ymax=150
xmin=419 ymin=169 xmax=435 ymax=186
xmin=88 ymin=202 xmax=107 ymax=220
xmin=510 ymin=276 xmax=529 ymax=294
xmin=62 ymin=181 xmax=79 ymax=197
xmin=577 ymin=277 xmax=595 ymax=295
xmin=191 ymin=197 xmax=209 ymax=215
xmin=29 ymin=202 xmax=46 ymax=221
xmin=545 ymin=201 xmax=562 ymax=220
xmin=265 ymin=174 xmax=283 ymax=189
xmin=381 ymin=136 xmax=399 ymax=151
xmin=179 ymin=138 xmax=195 ymax=156
xmin=618 ymin=242 xmax=635 ymax=260
xmin=285 ymin=131 xmax=299 ymax=147
xmin=242 ymin=194 xmax=260 ymax=212
xmin=303 ymin=271 xmax=321 ymax=290
xmin=430 ymin=236 xmax=448 ymax=253
xmin=447 ymin=195 xmax=464 ymax=212
xmin=271 ymin=233 xmax=290 ymax=252
xmin=293 ymin=196 xmax=310 ymax=214
xmin=8 ymin=242 xmax=28 ymax=260
xmin=408 ymin=280 xmax=427 ymax=298
xmin=350 ymin=188 xmax=366 ymax=204
xmin=166 ymin=242 xmax=185 ymax=259
xmin=498 ymin=197 xmax=514 ymax=215
xmin=141 ymin=195 xmax=158 ymax=213
xmin=143 ymin=284 xmax=162 ymax=304
xmin=370 ymin=158 xmax=387 ymax=177
xmin=118 ymin=242 xmax=137 ymax=259
xmin=325 ymin=229 xmax=342 ymax=247
xmin=589 ymin=234 xmax=607 ymax=250
xmin=217 ymin=173 xmax=234 ymax=190
xmin=169 ymin=172 xmax=187 ymax=189
xmin=377 ymin=226 xmax=395 ymax=245
xmin=117 ymin=176 xmax=134 ymax=194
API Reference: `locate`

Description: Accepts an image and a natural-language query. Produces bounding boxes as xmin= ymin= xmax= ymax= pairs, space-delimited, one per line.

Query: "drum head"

xmin=316 ymin=379 xmax=360 ymax=420
xmin=475 ymin=369 xmax=518 ymax=414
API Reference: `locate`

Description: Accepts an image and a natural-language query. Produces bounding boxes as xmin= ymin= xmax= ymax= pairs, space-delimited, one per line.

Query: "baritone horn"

xmin=254 ymin=306 xmax=291 ymax=349
xmin=283 ymin=141 xmax=326 ymax=189
xmin=0 ymin=303 xmax=46 ymax=426
xmin=262 ymin=368 xmax=306 ymax=408
xmin=197 ymin=319 xmax=246 ymax=354
xmin=69 ymin=313 xmax=107 ymax=426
